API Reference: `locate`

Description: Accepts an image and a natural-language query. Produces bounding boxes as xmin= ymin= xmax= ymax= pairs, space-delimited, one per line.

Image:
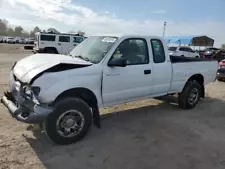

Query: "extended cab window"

xmin=40 ymin=35 xmax=56 ymax=41
xmin=151 ymin=39 xmax=165 ymax=63
xmin=73 ymin=37 xmax=84 ymax=43
xmin=59 ymin=36 xmax=70 ymax=42
xmin=111 ymin=38 xmax=149 ymax=65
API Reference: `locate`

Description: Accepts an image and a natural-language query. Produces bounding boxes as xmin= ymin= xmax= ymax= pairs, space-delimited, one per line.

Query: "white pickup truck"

xmin=1 ymin=35 xmax=218 ymax=145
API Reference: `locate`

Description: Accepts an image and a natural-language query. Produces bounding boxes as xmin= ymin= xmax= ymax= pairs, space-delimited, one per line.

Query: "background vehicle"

xmin=19 ymin=38 xmax=26 ymax=44
xmin=0 ymin=36 xmax=4 ymax=43
xmin=27 ymin=38 xmax=34 ymax=44
xmin=33 ymin=32 xmax=85 ymax=54
xmin=168 ymin=46 xmax=200 ymax=58
xmin=202 ymin=47 xmax=225 ymax=61
xmin=1 ymin=35 xmax=218 ymax=145
xmin=6 ymin=37 xmax=16 ymax=44
xmin=217 ymin=59 xmax=225 ymax=81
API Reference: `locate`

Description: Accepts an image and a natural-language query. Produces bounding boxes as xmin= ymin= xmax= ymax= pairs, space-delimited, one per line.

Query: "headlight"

xmin=23 ymin=86 xmax=41 ymax=97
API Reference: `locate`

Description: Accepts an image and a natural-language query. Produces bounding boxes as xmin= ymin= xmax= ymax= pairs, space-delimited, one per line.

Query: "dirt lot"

xmin=0 ymin=43 xmax=225 ymax=169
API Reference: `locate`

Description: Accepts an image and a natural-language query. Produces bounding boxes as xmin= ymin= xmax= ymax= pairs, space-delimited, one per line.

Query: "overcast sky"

xmin=0 ymin=0 xmax=224 ymax=46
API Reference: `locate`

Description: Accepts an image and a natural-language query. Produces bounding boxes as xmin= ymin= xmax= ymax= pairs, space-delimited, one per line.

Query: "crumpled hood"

xmin=13 ymin=53 xmax=92 ymax=83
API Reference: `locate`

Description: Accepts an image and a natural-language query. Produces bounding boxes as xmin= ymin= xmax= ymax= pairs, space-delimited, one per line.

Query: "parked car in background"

xmin=168 ymin=46 xmax=200 ymax=58
xmin=19 ymin=38 xmax=27 ymax=44
xmin=202 ymin=47 xmax=225 ymax=61
xmin=1 ymin=34 xmax=218 ymax=145
xmin=14 ymin=37 xmax=21 ymax=43
xmin=6 ymin=37 xmax=16 ymax=44
xmin=27 ymin=38 xmax=34 ymax=44
xmin=33 ymin=32 xmax=85 ymax=54
xmin=0 ymin=36 xmax=4 ymax=43
xmin=217 ymin=59 xmax=225 ymax=81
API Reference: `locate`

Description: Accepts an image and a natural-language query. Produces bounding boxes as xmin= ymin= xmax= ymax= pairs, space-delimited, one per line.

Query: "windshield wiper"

xmin=74 ymin=55 xmax=90 ymax=62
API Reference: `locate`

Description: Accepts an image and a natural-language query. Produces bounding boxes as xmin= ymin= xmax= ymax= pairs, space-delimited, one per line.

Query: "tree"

xmin=14 ymin=26 xmax=23 ymax=36
xmin=47 ymin=28 xmax=60 ymax=33
xmin=77 ymin=30 xmax=85 ymax=36
xmin=221 ymin=44 xmax=225 ymax=49
xmin=7 ymin=28 xmax=14 ymax=36
xmin=0 ymin=19 xmax=7 ymax=35
xmin=30 ymin=26 xmax=41 ymax=37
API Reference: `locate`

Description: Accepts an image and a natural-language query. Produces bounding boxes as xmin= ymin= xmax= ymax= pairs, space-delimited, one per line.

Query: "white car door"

xmin=58 ymin=35 xmax=71 ymax=54
xmin=150 ymin=39 xmax=172 ymax=95
xmin=102 ymin=38 xmax=153 ymax=106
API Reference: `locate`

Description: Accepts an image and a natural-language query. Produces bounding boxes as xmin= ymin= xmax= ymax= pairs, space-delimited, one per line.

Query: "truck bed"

xmin=168 ymin=55 xmax=218 ymax=93
xmin=170 ymin=55 xmax=215 ymax=63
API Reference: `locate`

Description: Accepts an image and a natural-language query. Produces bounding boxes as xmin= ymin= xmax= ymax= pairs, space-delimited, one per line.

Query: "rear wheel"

xmin=44 ymin=48 xmax=57 ymax=54
xmin=43 ymin=97 xmax=92 ymax=145
xmin=178 ymin=81 xmax=201 ymax=109
xmin=217 ymin=77 xmax=224 ymax=82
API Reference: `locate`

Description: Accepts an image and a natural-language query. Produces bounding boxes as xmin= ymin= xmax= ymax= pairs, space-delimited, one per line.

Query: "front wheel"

xmin=43 ymin=97 xmax=92 ymax=145
xmin=178 ymin=81 xmax=201 ymax=109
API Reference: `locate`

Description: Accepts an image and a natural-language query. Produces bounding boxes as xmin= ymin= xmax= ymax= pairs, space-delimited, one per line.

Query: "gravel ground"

xmin=0 ymin=43 xmax=225 ymax=169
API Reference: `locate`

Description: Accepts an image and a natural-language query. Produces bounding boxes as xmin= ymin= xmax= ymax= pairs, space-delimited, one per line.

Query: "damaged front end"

xmin=1 ymin=54 xmax=93 ymax=124
xmin=1 ymin=71 xmax=52 ymax=123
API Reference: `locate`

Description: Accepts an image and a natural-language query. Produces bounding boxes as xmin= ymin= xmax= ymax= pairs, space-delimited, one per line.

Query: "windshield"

xmin=168 ymin=47 xmax=177 ymax=51
xmin=69 ymin=36 xmax=118 ymax=63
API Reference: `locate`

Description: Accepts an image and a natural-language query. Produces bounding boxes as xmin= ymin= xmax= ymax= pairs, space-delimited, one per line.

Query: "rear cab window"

xmin=151 ymin=39 xmax=166 ymax=63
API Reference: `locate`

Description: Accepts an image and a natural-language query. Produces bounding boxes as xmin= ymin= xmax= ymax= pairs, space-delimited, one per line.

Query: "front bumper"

xmin=0 ymin=71 xmax=53 ymax=124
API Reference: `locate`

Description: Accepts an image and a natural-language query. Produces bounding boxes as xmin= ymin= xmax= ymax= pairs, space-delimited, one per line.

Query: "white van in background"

xmin=33 ymin=32 xmax=86 ymax=54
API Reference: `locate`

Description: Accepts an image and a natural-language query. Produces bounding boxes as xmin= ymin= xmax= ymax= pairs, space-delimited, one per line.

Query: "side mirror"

xmin=108 ymin=57 xmax=127 ymax=67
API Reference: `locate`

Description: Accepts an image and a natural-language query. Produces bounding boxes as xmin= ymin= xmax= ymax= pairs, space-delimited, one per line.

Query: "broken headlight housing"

xmin=22 ymin=85 xmax=41 ymax=104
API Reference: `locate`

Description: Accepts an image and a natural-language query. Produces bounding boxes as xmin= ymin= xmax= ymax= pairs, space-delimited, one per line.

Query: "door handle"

xmin=144 ymin=69 xmax=151 ymax=75
xmin=74 ymin=44 xmax=77 ymax=46
xmin=58 ymin=43 xmax=61 ymax=45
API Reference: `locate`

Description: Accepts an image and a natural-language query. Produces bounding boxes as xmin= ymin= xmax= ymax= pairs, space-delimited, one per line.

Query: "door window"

xmin=40 ymin=35 xmax=56 ymax=41
xmin=73 ymin=36 xmax=84 ymax=43
xmin=111 ymin=38 xmax=149 ymax=65
xmin=59 ymin=36 xmax=70 ymax=42
xmin=151 ymin=39 xmax=165 ymax=63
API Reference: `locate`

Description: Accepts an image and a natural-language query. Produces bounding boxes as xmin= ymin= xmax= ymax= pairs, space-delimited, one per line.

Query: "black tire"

xmin=217 ymin=77 xmax=224 ymax=82
xmin=195 ymin=56 xmax=199 ymax=58
xmin=44 ymin=48 xmax=57 ymax=54
xmin=178 ymin=81 xmax=201 ymax=109
xmin=43 ymin=97 xmax=92 ymax=145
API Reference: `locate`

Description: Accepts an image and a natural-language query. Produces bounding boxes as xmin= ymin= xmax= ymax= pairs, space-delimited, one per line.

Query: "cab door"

xmin=102 ymin=38 xmax=153 ymax=106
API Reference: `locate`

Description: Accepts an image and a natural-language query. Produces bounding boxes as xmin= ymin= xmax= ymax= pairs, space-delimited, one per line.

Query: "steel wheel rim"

xmin=56 ymin=110 xmax=85 ymax=138
xmin=188 ymin=88 xmax=199 ymax=105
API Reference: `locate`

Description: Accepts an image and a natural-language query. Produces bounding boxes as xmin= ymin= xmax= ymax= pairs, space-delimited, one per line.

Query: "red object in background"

xmin=219 ymin=61 xmax=225 ymax=66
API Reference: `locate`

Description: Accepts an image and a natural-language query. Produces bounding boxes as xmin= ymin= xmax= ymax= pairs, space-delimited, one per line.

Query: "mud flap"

xmin=92 ymin=107 xmax=101 ymax=128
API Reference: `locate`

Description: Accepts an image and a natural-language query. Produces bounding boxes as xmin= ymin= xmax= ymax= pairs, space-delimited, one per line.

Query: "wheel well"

xmin=187 ymin=74 xmax=205 ymax=97
xmin=54 ymin=88 xmax=98 ymax=109
xmin=44 ymin=47 xmax=58 ymax=54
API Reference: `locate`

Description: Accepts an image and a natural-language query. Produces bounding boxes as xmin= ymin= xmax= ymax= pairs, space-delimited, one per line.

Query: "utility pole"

xmin=163 ymin=21 xmax=167 ymax=37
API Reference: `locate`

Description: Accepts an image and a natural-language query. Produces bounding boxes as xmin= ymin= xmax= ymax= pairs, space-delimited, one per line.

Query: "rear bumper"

xmin=217 ymin=72 xmax=225 ymax=79
xmin=1 ymin=91 xmax=53 ymax=124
